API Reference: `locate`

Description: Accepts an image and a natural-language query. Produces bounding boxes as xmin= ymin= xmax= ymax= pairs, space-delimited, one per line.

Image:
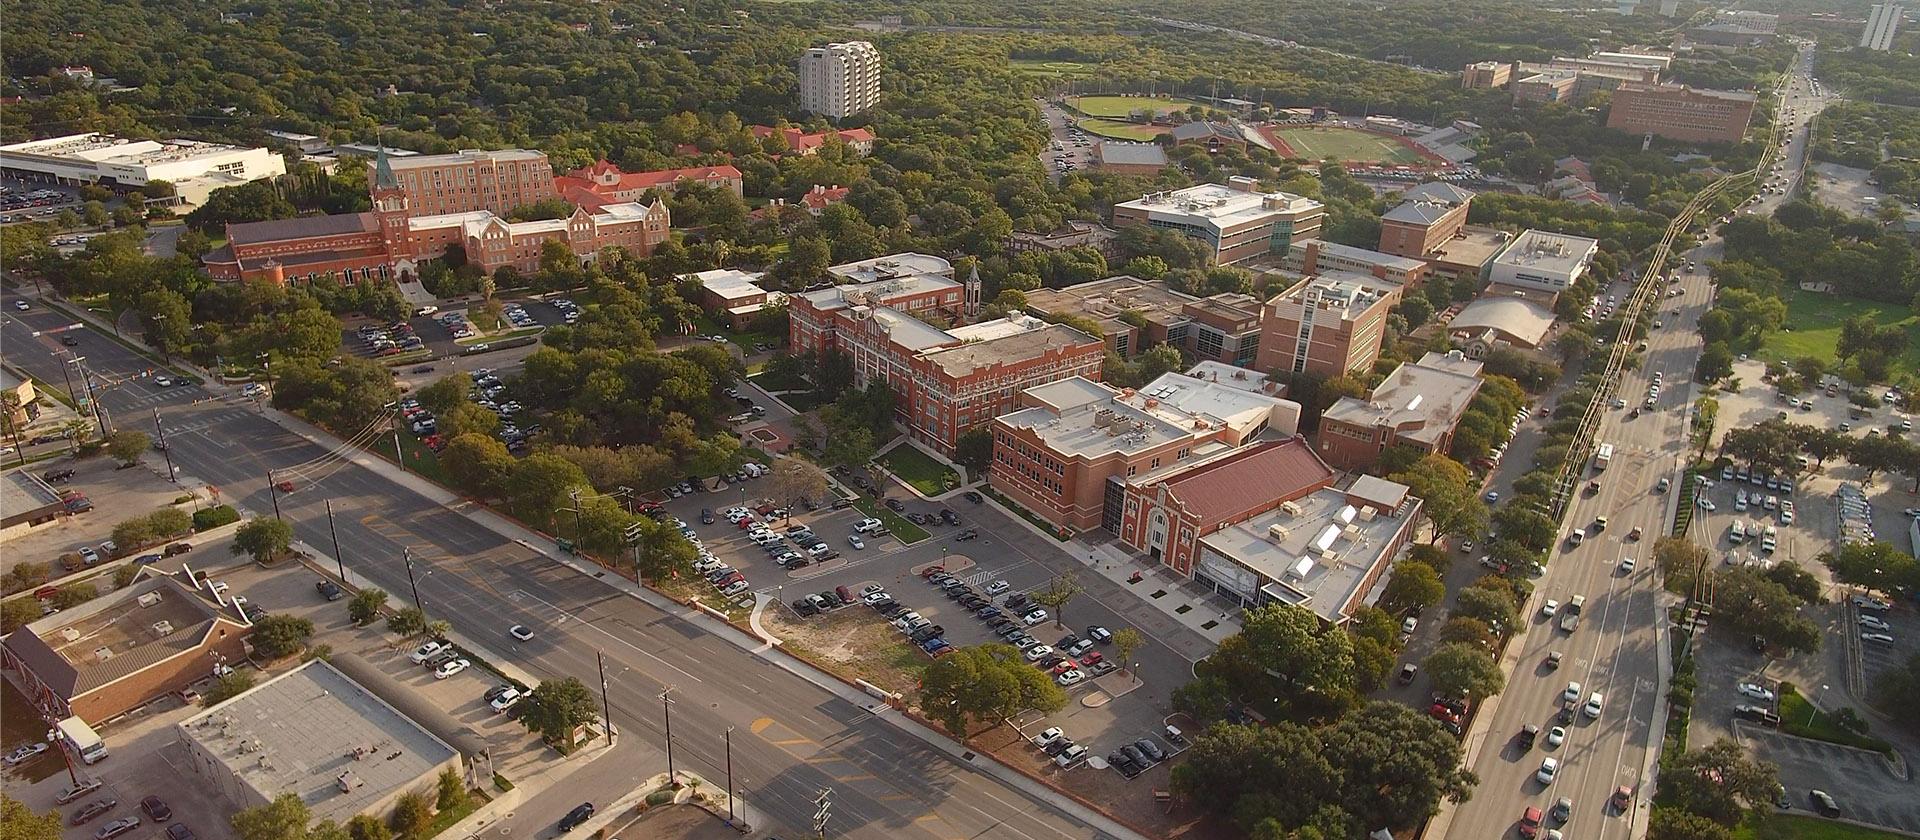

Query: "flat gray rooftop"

xmin=178 ymin=660 xmax=457 ymax=825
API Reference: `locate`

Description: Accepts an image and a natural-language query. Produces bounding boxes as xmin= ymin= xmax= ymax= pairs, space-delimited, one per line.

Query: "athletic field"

xmin=1064 ymin=95 xmax=1205 ymax=119
xmin=1269 ymin=125 xmax=1428 ymax=165
xmin=1076 ymin=118 xmax=1168 ymax=141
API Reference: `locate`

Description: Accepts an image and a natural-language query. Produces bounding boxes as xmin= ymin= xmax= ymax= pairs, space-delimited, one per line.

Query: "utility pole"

xmin=325 ymin=499 xmax=346 ymax=582
xmin=78 ymin=365 xmax=110 ymax=434
xmin=660 ymin=687 xmax=677 ymax=785
xmin=151 ymin=408 xmax=175 ymax=482
xmin=390 ymin=407 xmax=405 ymax=471
xmin=725 ymin=726 xmax=736 ymax=823
xmin=266 ymin=470 xmax=283 ymax=520
xmin=568 ymin=488 xmax=585 ymax=542
xmin=402 ymin=547 xmax=424 ymax=616
xmin=596 ymin=651 xmax=613 ymax=746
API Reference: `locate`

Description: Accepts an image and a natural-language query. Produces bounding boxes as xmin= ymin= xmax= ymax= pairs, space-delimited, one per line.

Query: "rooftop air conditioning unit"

xmin=149 ymin=620 xmax=174 ymax=637
xmin=1280 ymin=501 xmax=1303 ymax=516
xmin=137 ymin=592 xmax=162 ymax=608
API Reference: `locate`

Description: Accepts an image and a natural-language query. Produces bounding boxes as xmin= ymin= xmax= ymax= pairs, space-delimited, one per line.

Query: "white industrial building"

xmin=1861 ymin=4 xmax=1905 ymax=50
xmin=0 ymin=133 xmax=286 ymax=208
xmin=1487 ymin=229 xmax=1600 ymax=294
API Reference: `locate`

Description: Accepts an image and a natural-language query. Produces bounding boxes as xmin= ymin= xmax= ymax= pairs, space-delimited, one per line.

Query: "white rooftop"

xmin=1450 ymin=295 xmax=1557 ymax=347
xmin=797 ymin=272 xmax=961 ymax=311
xmin=1117 ymin=184 xmax=1323 ymax=234
xmin=999 ymin=371 xmax=1299 ymax=459
xmin=0 ymin=133 xmax=260 ymax=166
xmin=1322 ymin=351 xmax=1484 ymax=446
xmin=387 ymin=148 xmax=549 ymax=170
xmin=1493 ymin=229 xmax=1601 ymax=276
xmin=827 ymin=252 xmax=953 ymax=284
xmin=177 ymin=660 xmax=457 ymax=826
xmin=691 ymin=268 xmax=769 ymax=302
xmin=1302 ymin=239 xmax=1429 ymax=273
xmin=863 ymin=307 xmax=955 ymax=351
xmin=1198 ymin=481 xmax=1416 ymax=624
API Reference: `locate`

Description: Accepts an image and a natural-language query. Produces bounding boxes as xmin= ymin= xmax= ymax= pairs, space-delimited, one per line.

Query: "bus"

xmin=55 ymin=717 xmax=107 ymax=765
xmin=1593 ymin=443 xmax=1614 ymax=472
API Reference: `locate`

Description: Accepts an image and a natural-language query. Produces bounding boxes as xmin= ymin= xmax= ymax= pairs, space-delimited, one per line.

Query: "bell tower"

xmin=371 ymin=146 xmax=413 ymax=267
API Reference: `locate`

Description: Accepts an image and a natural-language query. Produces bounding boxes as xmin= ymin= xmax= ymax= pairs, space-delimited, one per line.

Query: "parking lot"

xmin=1746 ymin=726 xmax=1920 ymax=834
xmin=1 ymin=181 xmax=82 ymax=225
xmin=1036 ymin=100 xmax=1097 ymax=178
xmin=341 ymin=295 xmax=574 ymax=363
xmin=2 ymin=455 xmax=200 ymax=582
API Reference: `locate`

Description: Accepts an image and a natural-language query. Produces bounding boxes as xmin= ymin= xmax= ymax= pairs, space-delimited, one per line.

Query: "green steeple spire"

xmin=374 ymin=144 xmax=398 ymax=190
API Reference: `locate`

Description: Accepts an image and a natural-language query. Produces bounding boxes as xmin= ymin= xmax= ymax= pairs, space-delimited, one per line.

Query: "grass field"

xmin=1758 ymin=288 xmax=1920 ymax=379
xmin=1011 ymin=58 xmax=1096 ymax=79
xmin=1736 ymin=812 xmax=1914 ymax=840
xmin=1064 ymin=95 xmax=1204 ymax=119
xmin=1076 ymin=118 xmax=1168 ymax=141
xmin=1271 ymin=126 xmax=1426 ymax=165
xmin=875 ymin=445 xmax=959 ymax=495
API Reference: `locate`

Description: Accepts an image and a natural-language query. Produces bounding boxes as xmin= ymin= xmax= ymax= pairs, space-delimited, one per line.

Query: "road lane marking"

xmin=750 ymin=717 xmax=775 ymax=734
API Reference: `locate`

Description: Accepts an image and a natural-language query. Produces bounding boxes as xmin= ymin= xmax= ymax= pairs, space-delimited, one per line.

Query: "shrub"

xmin=193 ymin=505 xmax=240 ymax=531
xmin=388 ymin=792 xmax=432 ymax=837
xmin=348 ymin=590 xmax=389 ymax=626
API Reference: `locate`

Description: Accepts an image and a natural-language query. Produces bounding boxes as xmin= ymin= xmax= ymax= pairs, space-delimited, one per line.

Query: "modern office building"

xmin=1606 ymin=83 xmax=1757 ymax=144
xmin=1255 ymin=273 xmax=1401 ymax=378
xmin=789 ymin=255 xmax=1104 ymax=453
xmin=1378 ymin=181 xmax=1476 ymax=261
xmin=0 ymin=133 xmax=286 ymax=208
xmin=1316 ymin=351 xmax=1485 ymax=470
xmin=1861 ymin=4 xmax=1905 ymax=50
xmin=1461 ymin=61 xmax=1513 ymax=90
xmin=176 ymin=660 xmax=463 ymax=827
xmin=555 ymin=161 xmax=744 ymax=201
xmin=798 ymin=41 xmax=881 ymax=119
xmin=1112 ymin=178 xmax=1324 ymax=265
xmin=1487 ymin=229 xmax=1600 ymax=294
xmin=2 ymin=568 xmax=254 ymax=725
xmin=374 ymin=148 xmax=558 ymax=218
xmin=989 ymin=372 xmax=1301 ymax=532
xmin=1511 ymin=70 xmax=1580 ymax=103
xmin=1022 ymin=275 xmax=1264 ymax=364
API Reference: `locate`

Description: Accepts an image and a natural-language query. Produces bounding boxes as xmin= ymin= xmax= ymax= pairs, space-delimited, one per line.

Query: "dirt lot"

xmin=761 ymin=601 xmax=929 ymax=699
xmin=970 ymin=721 xmax=1229 ymax=840
xmin=609 ymin=803 xmax=741 ymax=840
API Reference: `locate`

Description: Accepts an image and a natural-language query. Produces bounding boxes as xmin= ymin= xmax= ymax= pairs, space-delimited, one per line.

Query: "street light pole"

xmin=402 ymin=547 xmax=425 ymax=615
xmin=597 ymin=650 xmax=614 ymax=746
xmin=725 ymin=726 xmax=737 ymax=823
xmin=266 ymin=470 xmax=282 ymax=520
xmin=325 ymin=499 xmax=346 ymax=582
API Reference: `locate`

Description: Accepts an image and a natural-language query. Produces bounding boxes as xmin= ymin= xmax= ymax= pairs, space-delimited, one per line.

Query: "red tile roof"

xmin=749 ymin=126 xmax=875 ymax=153
xmin=1159 ymin=438 xmax=1334 ymax=526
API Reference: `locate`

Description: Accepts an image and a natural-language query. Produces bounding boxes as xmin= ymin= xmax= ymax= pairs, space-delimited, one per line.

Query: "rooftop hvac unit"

xmin=1280 ymin=501 xmax=1303 ymax=516
xmin=137 ymin=592 xmax=163 ymax=608
xmin=337 ymin=771 xmax=364 ymax=793
xmin=149 ymin=621 xmax=174 ymax=637
xmin=92 ymin=646 xmax=114 ymax=661
xmin=1094 ymin=409 xmax=1113 ymax=428
xmin=1133 ymin=420 xmax=1149 ymax=434
xmin=1267 ymin=523 xmax=1290 ymax=543
xmin=59 ymin=627 xmax=81 ymax=643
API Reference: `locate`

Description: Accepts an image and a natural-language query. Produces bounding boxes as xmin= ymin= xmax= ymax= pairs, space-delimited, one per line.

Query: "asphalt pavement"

xmin=0 ymin=304 xmax=1129 ymax=840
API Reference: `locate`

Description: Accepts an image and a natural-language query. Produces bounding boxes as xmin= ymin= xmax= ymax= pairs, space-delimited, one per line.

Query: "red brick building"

xmin=1377 ymin=182 xmax=1475 ymax=260
xmin=791 ymin=254 xmax=1106 ymax=453
xmin=555 ymin=161 xmax=744 ymax=202
xmin=751 ymin=126 xmax=877 ymax=157
xmin=990 ymin=370 xmax=1300 ymax=532
xmin=373 ymin=148 xmax=559 ymax=218
xmin=1118 ymin=438 xmax=1336 ymax=575
xmin=1316 ymin=351 xmax=1485 ymax=471
xmin=2 ymin=569 xmax=253 ymax=725
xmin=1255 ymin=273 xmax=1401 ymax=378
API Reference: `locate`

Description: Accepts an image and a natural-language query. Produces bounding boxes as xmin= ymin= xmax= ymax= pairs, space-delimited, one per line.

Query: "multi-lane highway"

xmin=0 ymin=305 xmax=1127 ymax=840
xmin=1444 ymin=43 xmax=1828 ymax=840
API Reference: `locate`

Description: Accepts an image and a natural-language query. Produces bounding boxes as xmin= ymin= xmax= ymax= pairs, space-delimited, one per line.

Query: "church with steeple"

xmin=202 ymin=146 xmax=671 ymax=285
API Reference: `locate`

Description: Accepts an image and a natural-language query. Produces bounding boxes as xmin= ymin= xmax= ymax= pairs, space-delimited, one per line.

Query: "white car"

xmin=1862 ymin=631 xmax=1896 ymax=644
xmin=509 ymin=624 xmax=535 ymax=642
xmin=1854 ymin=595 xmax=1893 ymax=611
xmin=1021 ymin=609 xmax=1049 ymax=626
xmin=490 ymin=687 xmax=523 ymax=712
xmin=721 ymin=580 xmax=751 ymax=596
xmin=985 ymin=580 xmax=1010 ymax=596
xmin=847 ymin=534 xmax=865 ymax=550
xmin=1859 ymin=615 xmax=1892 ymax=632
xmin=861 ymin=590 xmax=891 ymax=606
xmin=1545 ymin=726 xmax=1566 ymax=748
xmin=1536 ymin=757 xmax=1559 ymax=784
xmin=1033 ymin=726 xmax=1064 ymax=747
xmin=1541 ymin=599 xmax=1560 ymax=617
xmin=434 ymin=658 xmax=471 ymax=680
xmin=11 ymin=300 xmax=27 ymax=311
xmin=1055 ymin=669 xmax=1086 ymax=686
xmin=1619 ymin=557 xmax=1636 ymax=573
xmin=1023 ymin=644 xmax=1055 ymax=662
xmin=409 ymin=640 xmax=448 ymax=664
xmin=1563 ymin=681 xmax=1583 ymax=703
xmin=854 ymin=518 xmax=883 ymax=534
xmin=1697 ymin=497 xmax=1717 ymax=511
xmin=1584 ymin=692 xmax=1604 ymax=718
xmin=1736 ymin=682 xmax=1775 ymax=703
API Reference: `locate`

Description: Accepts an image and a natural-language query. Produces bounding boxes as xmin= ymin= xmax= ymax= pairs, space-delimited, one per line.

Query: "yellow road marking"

xmin=749 ymin=717 xmax=775 ymax=734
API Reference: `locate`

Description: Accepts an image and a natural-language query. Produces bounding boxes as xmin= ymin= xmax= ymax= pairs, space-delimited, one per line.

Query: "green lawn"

xmin=1737 ymin=812 xmax=1914 ymax=840
xmin=1064 ymin=95 xmax=1204 ymax=119
xmin=851 ymin=497 xmax=929 ymax=544
xmin=1010 ymin=58 xmax=1096 ymax=79
xmin=1758 ymin=288 xmax=1920 ymax=378
xmin=1270 ymin=126 xmax=1426 ymax=165
xmin=875 ymin=445 xmax=959 ymax=496
xmin=1777 ymin=689 xmax=1892 ymax=753
xmin=385 ymin=431 xmax=452 ymax=487
xmin=1076 ymin=119 xmax=1168 ymax=141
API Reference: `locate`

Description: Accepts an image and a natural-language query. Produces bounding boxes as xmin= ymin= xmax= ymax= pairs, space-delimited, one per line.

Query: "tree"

xmin=204 ymin=671 xmax=256 ymax=706
xmin=105 ymin=429 xmax=150 ymax=465
xmin=1171 ymin=722 xmax=1343 ymax=833
xmin=387 ymin=607 xmax=429 ymax=637
xmin=920 ymin=643 xmax=1068 ymax=735
xmin=821 ymin=425 xmax=876 ymax=469
xmin=503 ymin=454 xmax=590 ymax=525
xmin=1390 ymin=454 xmax=1486 ymax=543
xmin=1714 ymin=567 xmax=1820 ymax=654
xmin=1112 ymin=628 xmax=1145 ymax=675
xmin=112 ymin=517 xmax=158 ymax=551
xmin=1377 ymin=562 xmax=1445 ymax=616
xmin=346 ymin=815 xmax=393 ymax=840
xmin=954 ymin=427 xmax=994 ymax=475
xmin=416 ymin=374 xmax=472 ymax=417
xmin=231 ymin=517 xmax=294 ymax=565
xmin=768 ymin=459 xmax=829 ymax=515
xmin=519 ymin=677 xmax=600 ymax=746
xmin=436 ymin=767 xmax=468 ymax=812
xmin=250 ymin=615 xmax=315 ymax=659
xmin=111 ymin=564 xmax=139 ymax=589
xmin=148 ymin=507 xmax=192 ymax=537
xmin=1659 ymin=738 xmax=1780 ymax=825
xmin=1182 ymin=603 xmax=1358 ymax=723
xmin=348 ymin=589 xmax=389 ymax=625
xmin=388 ymin=792 xmax=432 ymax=837
xmin=232 ymin=793 xmax=313 ymax=840
xmin=1321 ymin=702 xmax=1475 ymax=830
xmin=1654 ymin=536 xmax=1711 ymax=595
xmin=1823 ymin=540 xmax=1920 ymax=595
xmin=1648 ymin=808 xmax=1735 ymax=840
xmin=1453 ymin=586 xmax=1518 ymax=632
xmin=440 ymin=433 xmax=516 ymax=498
xmin=440 ymin=403 xmax=501 ymax=440
xmin=1027 ymin=572 xmax=1084 ymax=629
xmin=1 ymin=794 xmax=62 ymax=840
xmin=1 ymin=599 xmax=41 ymax=635
xmin=1424 ymin=642 xmax=1505 ymax=700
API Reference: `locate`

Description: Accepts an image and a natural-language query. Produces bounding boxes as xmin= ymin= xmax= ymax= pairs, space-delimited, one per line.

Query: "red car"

xmin=1518 ymin=805 xmax=1543 ymax=838
xmin=273 ymin=480 xmax=296 ymax=493
xmin=1050 ymin=661 xmax=1077 ymax=676
xmin=919 ymin=566 xmax=946 ymax=578
xmin=1079 ymin=651 xmax=1104 ymax=667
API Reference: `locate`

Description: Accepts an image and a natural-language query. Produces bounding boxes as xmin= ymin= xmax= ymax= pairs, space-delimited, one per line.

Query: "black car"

xmin=879 ymin=603 xmax=909 ymax=617
xmin=42 ymin=468 xmax=75 ymax=482
xmin=884 ymin=498 xmax=906 ymax=512
xmin=315 ymin=580 xmax=344 ymax=601
xmin=955 ymin=529 xmax=980 ymax=541
xmin=995 ymin=625 xmax=1024 ymax=638
xmin=1134 ymin=738 xmax=1166 ymax=762
xmin=71 ymin=799 xmax=118 ymax=826
xmin=963 ymin=491 xmax=984 ymax=504
xmin=974 ymin=606 xmax=1002 ymax=619
xmin=1004 ymin=593 xmax=1031 ymax=610
xmin=941 ymin=509 xmax=960 ymax=525
xmin=1043 ymin=737 xmax=1074 ymax=756
xmin=793 ymin=600 xmax=818 ymax=616
xmin=1039 ymin=654 xmax=1066 ymax=669
xmin=558 ymin=803 xmax=596 ymax=831
xmin=699 ymin=508 xmax=715 ymax=524
xmin=830 ymin=498 xmax=854 ymax=510
xmin=140 ymin=796 xmax=172 ymax=821
xmin=1108 ymin=752 xmax=1142 ymax=778
xmin=165 ymin=824 xmax=195 ymax=840
xmin=1057 ymin=634 xmax=1081 ymax=650
xmin=1121 ymin=744 xmax=1149 ymax=767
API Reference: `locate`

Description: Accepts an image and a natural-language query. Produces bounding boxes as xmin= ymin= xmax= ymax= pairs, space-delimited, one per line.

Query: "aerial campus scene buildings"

xmin=1 ymin=4 xmax=1916 ymax=840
